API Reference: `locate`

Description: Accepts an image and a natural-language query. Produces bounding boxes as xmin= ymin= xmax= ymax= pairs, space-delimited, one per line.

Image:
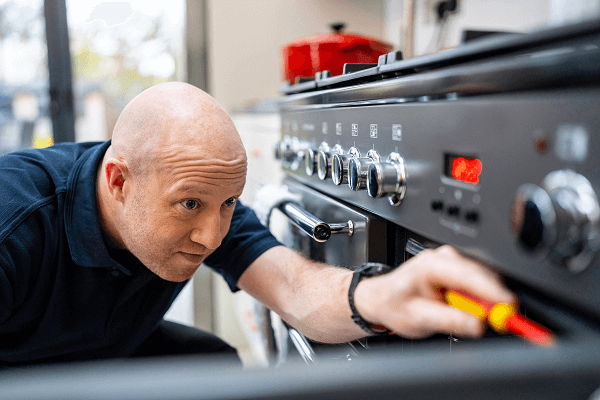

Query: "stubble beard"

xmin=121 ymin=190 xmax=175 ymax=281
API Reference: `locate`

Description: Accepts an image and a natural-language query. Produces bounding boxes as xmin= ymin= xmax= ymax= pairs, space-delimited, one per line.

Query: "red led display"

xmin=451 ymin=157 xmax=482 ymax=184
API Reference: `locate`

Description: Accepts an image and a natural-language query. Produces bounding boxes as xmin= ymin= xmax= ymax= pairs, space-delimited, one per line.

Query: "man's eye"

xmin=223 ymin=197 xmax=237 ymax=208
xmin=182 ymin=200 xmax=199 ymax=210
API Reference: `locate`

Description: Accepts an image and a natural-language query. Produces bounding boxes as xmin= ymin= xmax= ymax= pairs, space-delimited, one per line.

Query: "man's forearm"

xmin=237 ymin=245 xmax=369 ymax=343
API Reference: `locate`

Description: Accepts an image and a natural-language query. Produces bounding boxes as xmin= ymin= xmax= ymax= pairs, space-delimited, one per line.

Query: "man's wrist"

xmin=348 ymin=263 xmax=392 ymax=336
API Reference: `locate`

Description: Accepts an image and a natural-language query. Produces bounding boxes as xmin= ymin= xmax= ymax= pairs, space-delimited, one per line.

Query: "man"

xmin=0 ymin=82 xmax=514 ymax=365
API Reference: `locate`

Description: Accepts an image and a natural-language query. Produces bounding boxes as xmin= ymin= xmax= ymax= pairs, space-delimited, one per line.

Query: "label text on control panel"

xmin=370 ymin=124 xmax=378 ymax=138
xmin=302 ymin=123 xmax=315 ymax=132
xmin=336 ymin=123 xmax=342 ymax=136
xmin=393 ymin=124 xmax=402 ymax=141
xmin=352 ymin=123 xmax=358 ymax=137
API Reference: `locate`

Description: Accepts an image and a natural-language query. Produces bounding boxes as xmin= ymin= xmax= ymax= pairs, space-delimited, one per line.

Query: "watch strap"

xmin=348 ymin=262 xmax=393 ymax=336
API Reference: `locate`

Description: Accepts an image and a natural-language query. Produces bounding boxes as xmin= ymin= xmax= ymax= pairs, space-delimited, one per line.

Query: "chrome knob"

xmin=305 ymin=149 xmax=318 ymax=176
xmin=305 ymin=143 xmax=330 ymax=177
xmin=294 ymin=149 xmax=306 ymax=170
xmin=317 ymin=151 xmax=331 ymax=180
xmin=511 ymin=169 xmax=600 ymax=273
xmin=511 ymin=184 xmax=556 ymax=252
xmin=317 ymin=144 xmax=343 ymax=181
xmin=276 ymin=137 xmax=306 ymax=170
xmin=274 ymin=141 xmax=284 ymax=160
xmin=348 ymin=150 xmax=380 ymax=191
xmin=275 ymin=138 xmax=293 ymax=161
xmin=367 ymin=152 xmax=407 ymax=206
xmin=332 ymin=154 xmax=348 ymax=185
xmin=332 ymin=147 xmax=360 ymax=186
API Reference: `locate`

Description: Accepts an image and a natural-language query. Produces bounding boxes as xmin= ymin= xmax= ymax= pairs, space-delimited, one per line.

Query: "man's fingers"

xmin=392 ymin=298 xmax=486 ymax=339
xmin=414 ymin=245 xmax=516 ymax=305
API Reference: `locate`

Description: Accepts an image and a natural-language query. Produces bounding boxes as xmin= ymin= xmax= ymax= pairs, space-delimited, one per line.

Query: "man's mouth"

xmin=179 ymin=252 xmax=205 ymax=264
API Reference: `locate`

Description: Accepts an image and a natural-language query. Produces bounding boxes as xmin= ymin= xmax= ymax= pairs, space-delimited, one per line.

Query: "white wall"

xmin=164 ymin=279 xmax=195 ymax=326
xmin=412 ymin=0 xmax=552 ymax=56
xmin=549 ymin=0 xmax=600 ymax=25
xmin=383 ymin=0 xmax=600 ymax=59
xmin=206 ymin=0 xmax=387 ymax=113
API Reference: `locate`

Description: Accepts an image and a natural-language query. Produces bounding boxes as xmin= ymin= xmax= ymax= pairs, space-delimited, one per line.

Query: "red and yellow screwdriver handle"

xmin=443 ymin=289 xmax=555 ymax=346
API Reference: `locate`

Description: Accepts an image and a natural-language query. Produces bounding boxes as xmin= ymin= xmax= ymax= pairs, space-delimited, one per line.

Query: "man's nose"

xmin=189 ymin=211 xmax=222 ymax=250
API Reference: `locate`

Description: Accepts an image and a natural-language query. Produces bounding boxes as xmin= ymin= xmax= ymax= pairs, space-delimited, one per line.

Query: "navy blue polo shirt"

xmin=0 ymin=141 xmax=280 ymax=364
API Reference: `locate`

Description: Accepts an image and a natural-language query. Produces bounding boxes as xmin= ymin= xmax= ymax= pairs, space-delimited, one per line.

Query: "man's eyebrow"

xmin=168 ymin=183 xmax=202 ymax=195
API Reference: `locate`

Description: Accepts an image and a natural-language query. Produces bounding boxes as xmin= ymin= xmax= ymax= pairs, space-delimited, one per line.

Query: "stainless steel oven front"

xmin=269 ymin=19 xmax=600 ymax=399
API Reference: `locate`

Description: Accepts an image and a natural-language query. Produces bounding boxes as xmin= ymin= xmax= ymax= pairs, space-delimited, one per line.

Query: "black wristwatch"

xmin=348 ymin=262 xmax=393 ymax=336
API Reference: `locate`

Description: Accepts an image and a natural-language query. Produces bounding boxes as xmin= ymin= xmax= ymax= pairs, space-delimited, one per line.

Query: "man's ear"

xmin=105 ymin=159 xmax=128 ymax=203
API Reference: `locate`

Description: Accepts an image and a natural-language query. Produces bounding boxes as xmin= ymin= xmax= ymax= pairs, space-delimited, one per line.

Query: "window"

xmin=0 ymin=0 xmax=51 ymax=154
xmin=67 ymin=0 xmax=185 ymax=142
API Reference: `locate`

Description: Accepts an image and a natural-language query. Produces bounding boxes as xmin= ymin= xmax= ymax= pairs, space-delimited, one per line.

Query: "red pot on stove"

xmin=282 ymin=23 xmax=393 ymax=84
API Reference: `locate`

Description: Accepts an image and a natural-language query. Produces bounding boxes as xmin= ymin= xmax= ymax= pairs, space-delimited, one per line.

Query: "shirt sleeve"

xmin=203 ymin=200 xmax=281 ymax=292
xmin=0 ymin=212 xmax=47 ymax=326
xmin=0 ymin=159 xmax=49 ymax=325
xmin=0 ymin=249 xmax=15 ymax=324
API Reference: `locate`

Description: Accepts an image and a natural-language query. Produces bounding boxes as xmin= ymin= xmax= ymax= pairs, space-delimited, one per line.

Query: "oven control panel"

xmin=275 ymin=88 xmax=600 ymax=321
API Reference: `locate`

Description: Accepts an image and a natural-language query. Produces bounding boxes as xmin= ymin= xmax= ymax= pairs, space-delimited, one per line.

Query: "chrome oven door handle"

xmin=277 ymin=202 xmax=354 ymax=243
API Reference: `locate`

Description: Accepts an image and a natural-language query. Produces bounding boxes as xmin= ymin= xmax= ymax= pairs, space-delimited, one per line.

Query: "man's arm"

xmin=237 ymin=245 xmax=516 ymax=343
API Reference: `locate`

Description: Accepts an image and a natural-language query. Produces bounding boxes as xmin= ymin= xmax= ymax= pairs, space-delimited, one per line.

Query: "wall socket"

xmin=422 ymin=0 xmax=460 ymax=24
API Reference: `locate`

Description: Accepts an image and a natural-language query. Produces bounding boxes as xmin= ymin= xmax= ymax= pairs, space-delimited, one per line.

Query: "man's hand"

xmin=354 ymin=245 xmax=517 ymax=339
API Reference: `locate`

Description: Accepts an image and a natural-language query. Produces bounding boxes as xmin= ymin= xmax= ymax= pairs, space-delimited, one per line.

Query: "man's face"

xmin=119 ymin=144 xmax=247 ymax=282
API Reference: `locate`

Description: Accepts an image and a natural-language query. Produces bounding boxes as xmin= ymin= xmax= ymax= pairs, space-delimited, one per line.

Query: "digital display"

xmin=445 ymin=155 xmax=482 ymax=185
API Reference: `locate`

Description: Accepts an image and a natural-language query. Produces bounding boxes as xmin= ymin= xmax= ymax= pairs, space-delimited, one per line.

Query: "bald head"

xmin=111 ymin=82 xmax=246 ymax=179
xmin=97 ymin=83 xmax=249 ymax=281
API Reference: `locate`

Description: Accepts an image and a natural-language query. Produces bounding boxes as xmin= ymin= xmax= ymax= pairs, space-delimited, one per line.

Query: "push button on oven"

xmin=465 ymin=210 xmax=479 ymax=223
xmin=446 ymin=205 xmax=460 ymax=217
xmin=431 ymin=200 xmax=444 ymax=211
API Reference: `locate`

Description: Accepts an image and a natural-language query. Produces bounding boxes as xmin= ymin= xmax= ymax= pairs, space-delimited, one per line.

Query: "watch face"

xmin=360 ymin=262 xmax=392 ymax=277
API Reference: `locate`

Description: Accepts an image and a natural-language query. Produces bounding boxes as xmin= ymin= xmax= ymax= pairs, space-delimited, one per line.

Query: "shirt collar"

xmin=64 ymin=140 xmax=133 ymax=275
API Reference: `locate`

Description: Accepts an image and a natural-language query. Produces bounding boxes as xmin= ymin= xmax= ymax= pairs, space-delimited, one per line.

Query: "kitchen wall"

xmin=410 ymin=0 xmax=551 ymax=57
xmin=206 ymin=0 xmax=387 ymax=113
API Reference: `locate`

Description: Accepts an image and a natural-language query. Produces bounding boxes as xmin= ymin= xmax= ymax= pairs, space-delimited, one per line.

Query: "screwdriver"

xmin=442 ymin=288 xmax=556 ymax=347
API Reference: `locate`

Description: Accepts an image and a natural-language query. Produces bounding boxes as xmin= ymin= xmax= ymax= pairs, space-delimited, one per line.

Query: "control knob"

xmin=367 ymin=152 xmax=407 ymax=206
xmin=511 ymin=169 xmax=600 ymax=273
xmin=348 ymin=150 xmax=380 ymax=191
xmin=275 ymin=136 xmax=306 ymax=170
xmin=332 ymin=147 xmax=360 ymax=185
xmin=305 ymin=142 xmax=329 ymax=176
xmin=317 ymin=144 xmax=343 ymax=180
xmin=274 ymin=138 xmax=289 ymax=161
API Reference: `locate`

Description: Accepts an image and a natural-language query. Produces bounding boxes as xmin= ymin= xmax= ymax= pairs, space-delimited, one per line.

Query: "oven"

xmin=269 ymin=18 xmax=600 ymax=398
